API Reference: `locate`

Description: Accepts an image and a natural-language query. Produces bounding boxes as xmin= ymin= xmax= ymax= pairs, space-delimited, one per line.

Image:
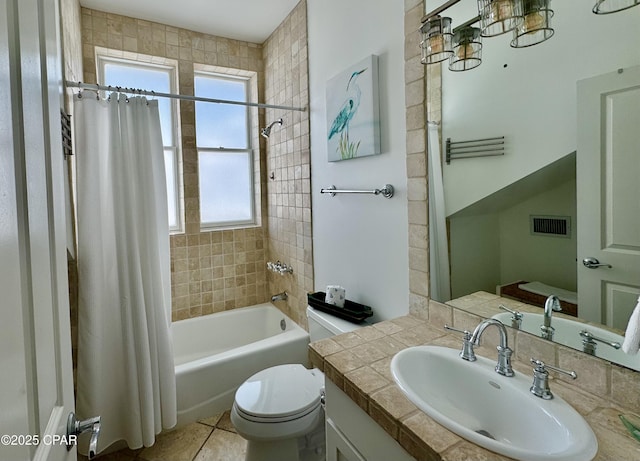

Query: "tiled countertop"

xmin=309 ymin=312 xmax=640 ymax=461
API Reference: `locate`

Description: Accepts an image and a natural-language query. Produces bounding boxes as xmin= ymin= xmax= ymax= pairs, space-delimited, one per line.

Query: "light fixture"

xmin=593 ymin=0 xmax=640 ymax=14
xmin=420 ymin=16 xmax=454 ymax=64
xmin=449 ymin=27 xmax=483 ymax=71
xmin=511 ymin=0 xmax=554 ymax=48
xmin=478 ymin=0 xmax=524 ymax=37
xmin=421 ymin=0 xmax=631 ymax=71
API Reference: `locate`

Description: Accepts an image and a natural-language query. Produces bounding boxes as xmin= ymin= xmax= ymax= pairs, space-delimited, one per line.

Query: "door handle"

xmin=582 ymin=257 xmax=613 ymax=269
xmin=66 ymin=412 xmax=101 ymax=459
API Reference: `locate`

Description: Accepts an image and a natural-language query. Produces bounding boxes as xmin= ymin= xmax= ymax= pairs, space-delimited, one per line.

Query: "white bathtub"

xmin=172 ymin=303 xmax=310 ymax=427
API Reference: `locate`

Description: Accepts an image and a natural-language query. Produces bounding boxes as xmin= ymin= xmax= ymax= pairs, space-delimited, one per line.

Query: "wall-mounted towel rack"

xmin=446 ymin=136 xmax=504 ymax=164
xmin=320 ymin=184 xmax=394 ymax=199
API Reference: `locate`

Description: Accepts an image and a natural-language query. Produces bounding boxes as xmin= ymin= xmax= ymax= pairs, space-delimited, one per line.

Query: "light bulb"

xmin=456 ymin=42 xmax=475 ymax=60
xmin=522 ymin=11 xmax=544 ymax=31
xmin=490 ymin=0 xmax=514 ymax=21
xmin=429 ymin=35 xmax=444 ymax=54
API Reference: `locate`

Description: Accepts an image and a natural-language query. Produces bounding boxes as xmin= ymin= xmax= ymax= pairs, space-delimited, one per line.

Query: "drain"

xmin=476 ymin=429 xmax=496 ymax=440
xmin=280 ymin=318 xmax=286 ymax=331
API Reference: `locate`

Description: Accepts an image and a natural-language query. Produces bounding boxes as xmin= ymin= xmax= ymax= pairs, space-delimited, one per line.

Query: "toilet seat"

xmin=234 ymin=364 xmax=324 ymax=423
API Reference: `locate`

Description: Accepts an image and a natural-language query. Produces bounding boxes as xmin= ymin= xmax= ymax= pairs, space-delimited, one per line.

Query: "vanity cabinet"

xmin=324 ymin=380 xmax=415 ymax=461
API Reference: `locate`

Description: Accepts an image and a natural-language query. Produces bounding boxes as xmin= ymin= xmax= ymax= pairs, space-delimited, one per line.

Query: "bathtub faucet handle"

xmin=278 ymin=262 xmax=293 ymax=275
xmin=267 ymin=260 xmax=293 ymax=275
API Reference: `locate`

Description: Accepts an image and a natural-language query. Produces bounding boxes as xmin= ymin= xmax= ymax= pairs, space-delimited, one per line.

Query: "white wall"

xmin=499 ymin=179 xmax=577 ymax=291
xmin=307 ymin=0 xmax=409 ymax=321
xmin=450 ymin=213 xmax=501 ymax=298
xmin=441 ymin=0 xmax=640 ymax=215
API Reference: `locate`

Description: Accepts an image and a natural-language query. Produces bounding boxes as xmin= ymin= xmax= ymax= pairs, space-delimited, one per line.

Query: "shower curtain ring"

xmin=77 ymin=81 xmax=83 ymax=99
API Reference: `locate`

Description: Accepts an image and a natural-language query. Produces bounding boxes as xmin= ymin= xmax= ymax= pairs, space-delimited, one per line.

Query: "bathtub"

xmin=172 ymin=303 xmax=310 ymax=427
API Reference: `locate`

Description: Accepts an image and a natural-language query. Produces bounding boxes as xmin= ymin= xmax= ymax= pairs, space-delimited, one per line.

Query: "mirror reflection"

xmin=427 ymin=0 xmax=640 ymax=369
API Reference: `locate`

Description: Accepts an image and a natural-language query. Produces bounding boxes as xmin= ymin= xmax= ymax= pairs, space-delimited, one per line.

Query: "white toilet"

xmin=230 ymin=306 xmax=369 ymax=461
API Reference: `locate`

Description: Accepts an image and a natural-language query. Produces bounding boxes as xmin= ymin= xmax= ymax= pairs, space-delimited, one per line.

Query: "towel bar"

xmin=320 ymin=184 xmax=394 ymax=198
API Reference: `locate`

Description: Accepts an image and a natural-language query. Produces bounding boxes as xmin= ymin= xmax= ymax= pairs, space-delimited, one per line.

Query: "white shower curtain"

xmin=428 ymin=122 xmax=452 ymax=302
xmin=74 ymin=93 xmax=176 ymax=452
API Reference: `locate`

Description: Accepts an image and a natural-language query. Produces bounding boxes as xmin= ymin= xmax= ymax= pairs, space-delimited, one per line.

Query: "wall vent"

xmin=530 ymin=215 xmax=571 ymax=238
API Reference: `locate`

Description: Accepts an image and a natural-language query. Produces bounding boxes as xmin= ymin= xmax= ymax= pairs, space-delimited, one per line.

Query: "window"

xmin=195 ymin=72 xmax=254 ymax=228
xmin=96 ymin=51 xmax=182 ymax=232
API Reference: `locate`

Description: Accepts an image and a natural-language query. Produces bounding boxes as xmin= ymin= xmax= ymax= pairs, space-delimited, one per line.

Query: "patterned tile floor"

xmin=83 ymin=411 xmax=247 ymax=461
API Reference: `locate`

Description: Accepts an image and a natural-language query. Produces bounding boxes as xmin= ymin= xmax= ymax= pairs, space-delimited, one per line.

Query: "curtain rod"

xmin=65 ymin=81 xmax=307 ymax=112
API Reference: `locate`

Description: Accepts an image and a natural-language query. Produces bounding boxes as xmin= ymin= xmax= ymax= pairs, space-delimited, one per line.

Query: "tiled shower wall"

xmin=263 ymin=1 xmax=313 ymax=327
xmin=80 ymin=8 xmax=270 ymax=320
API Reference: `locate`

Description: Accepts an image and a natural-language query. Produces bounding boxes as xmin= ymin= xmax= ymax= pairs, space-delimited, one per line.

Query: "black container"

xmin=307 ymin=292 xmax=373 ymax=323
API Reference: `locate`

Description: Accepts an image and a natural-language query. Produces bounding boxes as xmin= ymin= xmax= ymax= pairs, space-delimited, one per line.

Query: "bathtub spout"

xmin=271 ymin=291 xmax=288 ymax=302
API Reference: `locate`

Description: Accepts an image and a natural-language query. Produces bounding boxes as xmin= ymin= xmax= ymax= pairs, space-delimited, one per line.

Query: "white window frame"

xmin=195 ymin=70 xmax=256 ymax=229
xmin=95 ymin=49 xmax=184 ymax=234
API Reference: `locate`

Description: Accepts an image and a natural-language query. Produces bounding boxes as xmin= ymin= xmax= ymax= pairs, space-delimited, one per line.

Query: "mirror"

xmin=429 ymin=0 xmax=640 ymax=369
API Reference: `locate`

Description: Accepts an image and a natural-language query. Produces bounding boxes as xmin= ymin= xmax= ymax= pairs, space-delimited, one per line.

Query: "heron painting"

xmin=326 ymin=55 xmax=380 ymax=161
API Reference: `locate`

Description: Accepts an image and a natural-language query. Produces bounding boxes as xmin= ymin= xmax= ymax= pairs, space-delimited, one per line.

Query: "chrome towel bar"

xmin=320 ymin=184 xmax=394 ymax=198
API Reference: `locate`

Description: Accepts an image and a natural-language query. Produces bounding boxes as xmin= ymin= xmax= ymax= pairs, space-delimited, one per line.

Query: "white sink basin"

xmin=492 ymin=311 xmax=639 ymax=371
xmin=391 ymin=346 xmax=597 ymax=461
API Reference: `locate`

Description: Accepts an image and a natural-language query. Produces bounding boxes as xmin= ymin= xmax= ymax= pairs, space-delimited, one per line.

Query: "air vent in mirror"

xmin=530 ymin=215 xmax=571 ymax=238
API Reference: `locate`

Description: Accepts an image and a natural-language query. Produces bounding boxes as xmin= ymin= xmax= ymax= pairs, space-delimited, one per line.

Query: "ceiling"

xmin=79 ymin=0 xmax=301 ymax=43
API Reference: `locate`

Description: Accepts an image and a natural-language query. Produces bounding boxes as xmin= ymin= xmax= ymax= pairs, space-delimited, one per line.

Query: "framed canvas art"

xmin=326 ymin=55 xmax=380 ymax=162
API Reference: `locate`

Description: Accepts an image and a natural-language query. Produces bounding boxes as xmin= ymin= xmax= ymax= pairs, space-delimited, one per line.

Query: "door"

xmin=0 ymin=1 xmax=76 ymax=460
xmin=577 ymin=66 xmax=640 ymax=328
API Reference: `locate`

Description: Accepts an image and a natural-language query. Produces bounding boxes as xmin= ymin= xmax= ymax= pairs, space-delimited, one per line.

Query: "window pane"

xmin=195 ymin=75 xmax=248 ymax=148
xmin=199 ymin=151 xmax=252 ymax=224
xmin=164 ymin=148 xmax=178 ymax=230
xmin=103 ymin=62 xmax=173 ymax=146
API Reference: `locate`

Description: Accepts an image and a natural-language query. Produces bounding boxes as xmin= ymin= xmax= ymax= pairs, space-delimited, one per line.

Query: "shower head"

xmin=261 ymin=118 xmax=283 ymax=138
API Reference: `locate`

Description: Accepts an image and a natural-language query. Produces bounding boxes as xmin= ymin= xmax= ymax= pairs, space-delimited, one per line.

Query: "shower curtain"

xmin=74 ymin=93 xmax=176 ymax=452
xmin=427 ymin=122 xmax=452 ymax=302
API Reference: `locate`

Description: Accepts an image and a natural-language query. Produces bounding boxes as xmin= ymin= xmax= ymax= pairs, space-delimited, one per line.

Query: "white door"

xmin=577 ymin=66 xmax=640 ymax=328
xmin=0 ymin=1 xmax=76 ymax=460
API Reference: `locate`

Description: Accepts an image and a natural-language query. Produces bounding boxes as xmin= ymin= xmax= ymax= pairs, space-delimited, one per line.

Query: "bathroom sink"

xmin=390 ymin=346 xmax=597 ymax=461
xmin=492 ymin=311 xmax=639 ymax=371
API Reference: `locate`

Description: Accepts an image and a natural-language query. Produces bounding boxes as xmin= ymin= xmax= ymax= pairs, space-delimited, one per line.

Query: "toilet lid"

xmin=235 ymin=364 xmax=323 ymax=420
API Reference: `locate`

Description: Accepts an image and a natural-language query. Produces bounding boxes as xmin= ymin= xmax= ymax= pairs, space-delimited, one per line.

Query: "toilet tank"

xmin=306 ymin=306 xmax=369 ymax=342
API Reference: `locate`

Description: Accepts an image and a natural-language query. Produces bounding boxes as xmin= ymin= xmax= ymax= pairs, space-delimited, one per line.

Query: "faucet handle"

xmin=499 ymin=304 xmax=523 ymax=319
xmin=529 ymin=358 xmax=576 ymax=399
xmin=499 ymin=304 xmax=523 ymax=329
xmin=444 ymin=325 xmax=476 ymax=362
xmin=444 ymin=324 xmax=470 ymax=337
xmin=579 ymin=329 xmax=622 ymax=350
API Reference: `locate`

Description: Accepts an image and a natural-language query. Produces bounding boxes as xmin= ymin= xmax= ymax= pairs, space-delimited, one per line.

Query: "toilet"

xmin=230 ymin=306 xmax=370 ymax=461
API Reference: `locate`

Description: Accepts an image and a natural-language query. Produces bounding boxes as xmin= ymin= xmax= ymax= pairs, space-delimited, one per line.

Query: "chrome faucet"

xmin=470 ymin=319 xmax=514 ymax=377
xmin=541 ymin=295 xmax=562 ymax=341
xmin=271 ymin=291 xmax=288 ymax=302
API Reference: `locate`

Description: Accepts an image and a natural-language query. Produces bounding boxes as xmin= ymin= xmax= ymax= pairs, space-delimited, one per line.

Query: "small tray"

xmin=307 ymin=292 xmax=373 ymax=323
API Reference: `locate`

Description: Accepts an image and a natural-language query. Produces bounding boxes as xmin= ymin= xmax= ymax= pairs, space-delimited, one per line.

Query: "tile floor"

xmin=85 ymin=411 xmax=247 ymax=461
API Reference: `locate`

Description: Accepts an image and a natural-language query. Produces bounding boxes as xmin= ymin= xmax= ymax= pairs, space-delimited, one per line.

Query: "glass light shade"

xmin=478 ymin=0 xmax=524 ymax=37
xmin=593 ymin=0 xmax=640 ymax=13
xmin=449 ymin=27 xmax=482 ymax=72
xmin=511 ymin=0 xmax=554 ymax=48
xmin=420 ymin=16 xmax=454 ymax=64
